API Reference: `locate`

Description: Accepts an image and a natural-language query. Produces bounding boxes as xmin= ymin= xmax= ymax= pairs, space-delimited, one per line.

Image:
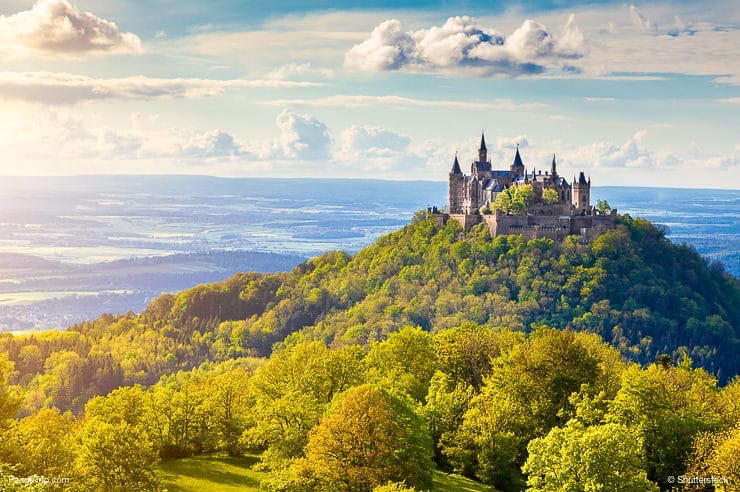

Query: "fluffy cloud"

xmin=274 ymin=109 xmax=333 ymax=160
xmin=569 ymin=131 xmax=655 ymax=169
xmin=345 ymin=15 xmax=585 ymax=76
xmin=0 ymin=0 xmax=142 ymax=59
xmin=266 ymin=62 xmax=335 ymax=80
xmin=337 ymin=125 xmax=412 ymax=171
xmin=0 ymin=72 xmax=322 ymax=104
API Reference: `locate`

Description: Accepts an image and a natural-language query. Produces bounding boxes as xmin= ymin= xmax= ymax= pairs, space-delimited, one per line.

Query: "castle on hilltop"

xmin=433 ymin=133 xmax=616 ymax=242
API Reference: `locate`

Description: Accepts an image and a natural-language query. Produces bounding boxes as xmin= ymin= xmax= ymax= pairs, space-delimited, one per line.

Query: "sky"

xmin=0 ymin=0 xmax=738 ymax=188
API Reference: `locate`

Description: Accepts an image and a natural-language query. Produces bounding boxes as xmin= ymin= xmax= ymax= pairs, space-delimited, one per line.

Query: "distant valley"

xmin=0 ymin=176 xmax=736 ymax=331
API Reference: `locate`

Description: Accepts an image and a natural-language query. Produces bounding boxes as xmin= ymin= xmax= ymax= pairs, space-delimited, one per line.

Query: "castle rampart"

xmin=436 ymin=133 xmax=617 ymax=242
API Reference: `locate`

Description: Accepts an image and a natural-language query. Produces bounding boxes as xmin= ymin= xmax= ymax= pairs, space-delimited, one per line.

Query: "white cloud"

xmin=0 ymin=71 xmax=322 ymax=104
xmin=180 ymin=130 xmax=244 ymax=160
xmin=495 ymin=135 xmax=531 ymax=149
xmin=337 ymin=125 xmax=412 ymax=171
xmin=345 ymin=15 xmax=586 ymax=76
xmin=274 ymin=109 xmax=333 ymax=160
xmin=266 ymin=62 xmax=335 ymax=80
xmin=629 ymin=5 xmax=658 ymax=33
xmin=260 ymin=94 xmax=545 ymax=110
xmin=569 ymin=131 xmax=655 ymax=169
xmin=0 ymin=0 xmax=142 ymax=59
xmin=718 ymin=97 xmax=740 ymax=104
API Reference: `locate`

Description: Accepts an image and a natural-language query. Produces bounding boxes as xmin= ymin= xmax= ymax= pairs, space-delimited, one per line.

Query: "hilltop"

xmin=1 ymin=212 xmax=739 ymax=491
xmin=2 ymin=212 xmax=737 ymax=413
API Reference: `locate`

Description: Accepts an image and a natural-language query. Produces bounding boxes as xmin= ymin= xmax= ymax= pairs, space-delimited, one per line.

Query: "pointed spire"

xmin=512 ymin=144 xmax=524 ymax=169
xmin=450 ymin=153 xmax=462 ymax=174
xmin=551 ymin=154 xmax=557 ymax=176
xmin=478 ymin=132 xmax=488 ymax=163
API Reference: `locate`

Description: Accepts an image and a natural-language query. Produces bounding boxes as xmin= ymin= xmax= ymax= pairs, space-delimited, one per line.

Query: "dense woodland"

xmin=0 ymin=214 xmax=739 ymax=490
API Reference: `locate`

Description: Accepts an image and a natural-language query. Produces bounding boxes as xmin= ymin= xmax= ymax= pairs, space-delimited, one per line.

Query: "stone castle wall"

xmin=439 ymin=208 xmax=616 ymax=242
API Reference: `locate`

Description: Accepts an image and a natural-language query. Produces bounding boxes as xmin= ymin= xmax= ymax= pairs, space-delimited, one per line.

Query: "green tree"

xmin=606 ymin=362 xmax=723 ymax=489
xmin=0 ymin=354 xmax=21 ymax=424
xmin=201 ymin=367 xmax=251 ymax=456
xmin=686 ymin=427 xmax=740 ymax=491
xmin=523 ymin=420 xmax=658 ymax=491
xmin=542 ymin=188 xmax=559 ymax=205
xmin=3 ymin=408 xmax=77 ymax=482
xmin=245 ymin=342 xmax=365 ymax=470
xmin=77 ymin=418 xmax=160 ymax=491
xmin=596 ymin=199 xmax=612 ymax=215
xmin=444 ymin=329 xmax=624 ymax=489
xmin=293 ymin=385 xmax=433 ymax=491
xmin=492 ymin=185 xmax=533 ymax=214
xmin=365 ymin=326 xmax=437 ymax=403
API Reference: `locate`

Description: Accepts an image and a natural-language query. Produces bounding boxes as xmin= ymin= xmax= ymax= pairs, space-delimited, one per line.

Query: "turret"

xmin=573 ymin=171 xmax=591 ymax=213
xmin=448 ymin=153 xmax=464 ymax=214
xmin=551 ymin=154 xmax=557 ymax=178
xmin=511 ymin=144 xmax=525 ymax=176
xmin=450 ymin=153 xmax=462 ymax=175
xmin=478 ymin=132 xmax=488 ymax=163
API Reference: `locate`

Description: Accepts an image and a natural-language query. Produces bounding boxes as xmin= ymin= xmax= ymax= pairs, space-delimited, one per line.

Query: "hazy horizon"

xmin=0 ymin=0 xmax=737 ymax=188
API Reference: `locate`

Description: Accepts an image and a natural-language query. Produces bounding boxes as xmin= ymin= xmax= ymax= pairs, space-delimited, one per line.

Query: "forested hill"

xmin=1 ymin=213 xmax=738 ymax=415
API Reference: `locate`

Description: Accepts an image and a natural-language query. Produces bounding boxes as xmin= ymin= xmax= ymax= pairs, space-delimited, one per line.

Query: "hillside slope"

xmin=1 ymin=213 xmax=738 ymax=414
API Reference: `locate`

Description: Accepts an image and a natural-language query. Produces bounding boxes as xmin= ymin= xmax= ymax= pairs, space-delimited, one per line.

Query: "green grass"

xmin=159 ymin=455 xmax=494 ymax=491
xmin=433 ymin=470 xmax=494 ymax=491
xmin=159 ymin=454 xmax=267 ymax=492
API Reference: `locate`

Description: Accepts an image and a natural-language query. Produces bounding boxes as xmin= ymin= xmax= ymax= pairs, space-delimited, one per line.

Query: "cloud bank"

xmin=0 ymin=0 xmax=142 ymax=59
xmin=0 ymin=72 xmax=321 ymax=104
xmin=345 ymin=15 xmax=585 ymax=76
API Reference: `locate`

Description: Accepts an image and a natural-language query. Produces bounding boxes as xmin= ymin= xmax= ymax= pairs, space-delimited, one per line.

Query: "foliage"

xmin=523 ymin=420 xmax=657 ymax=491
xmin=292 ymin=384 xmax=434 ymax=491
xmin=244 ymin=342 xmax=365 ymax=470
xmin=0 ymin=213 xmax=739 ymax=491
xmin=492 ymin=185 xmax=533 ymax=214
xmin=542 ymin=188 xmax=559 ymax=205
xmin=76 ymin=418 xmax=160 ymax=491
xmin=596 ymin=199 xmax=612 ymax=215
xmin=0 ymin=354 xmax=20 ymax=423
xmin=443 ymin=328 xmax=624 ymax=489
xmin=365 ymin=326 xmax=437 ymax=403
xmin=686 ymin=427 xmax=740 ymax=491
xmin=606 ymin=361 xmax=724 ymax=489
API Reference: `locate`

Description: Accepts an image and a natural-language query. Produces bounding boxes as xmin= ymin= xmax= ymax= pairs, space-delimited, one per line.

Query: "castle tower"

xmin=448 ymin=154 xmax=464 ymax=214
xmin=478 ymin=133 xmax=488 ymax=163
xmin=510 ymin=144 xmax=525 ymax=176
xmin=551 ymin=154 xmax=558 ymax=178
xmin=573 ymin=171 xmax=591 ymax=213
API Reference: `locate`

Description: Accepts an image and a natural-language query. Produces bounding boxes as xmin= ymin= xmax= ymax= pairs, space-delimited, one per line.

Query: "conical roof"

xmin=512 ymin=145 xmax=524 ymax=168
xmin=450 ymin=154 xmax=462 ymax=174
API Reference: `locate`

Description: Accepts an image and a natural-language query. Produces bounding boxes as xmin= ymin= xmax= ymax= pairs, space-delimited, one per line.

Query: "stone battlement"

xmin=439 ymin=133 xmax=617 ymax=241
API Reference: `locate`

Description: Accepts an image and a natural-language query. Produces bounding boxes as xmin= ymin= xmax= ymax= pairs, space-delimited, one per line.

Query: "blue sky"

xmin=0 ymin=0 xmax=738 ymax=187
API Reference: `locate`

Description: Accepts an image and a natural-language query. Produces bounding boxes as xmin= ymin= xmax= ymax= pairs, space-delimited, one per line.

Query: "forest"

xmin=0 ymin=213 xmax=738 ymax=490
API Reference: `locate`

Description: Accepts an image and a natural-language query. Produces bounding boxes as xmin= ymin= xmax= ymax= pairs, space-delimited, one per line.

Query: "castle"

xmin=433 ymin=133 xmax=616 ymax=242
